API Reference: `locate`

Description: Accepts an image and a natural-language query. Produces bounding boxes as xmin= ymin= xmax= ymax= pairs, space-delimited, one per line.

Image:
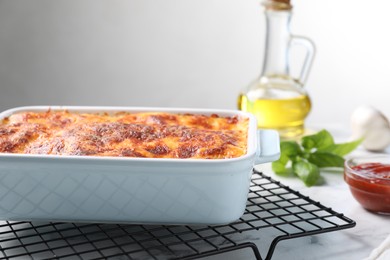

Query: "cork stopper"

xmin=262 ymin=0 xmax=293 ymax=11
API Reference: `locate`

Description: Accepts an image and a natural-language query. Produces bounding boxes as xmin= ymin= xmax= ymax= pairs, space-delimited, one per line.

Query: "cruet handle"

xmin=289 ymin=35 xmax=316 ymax=85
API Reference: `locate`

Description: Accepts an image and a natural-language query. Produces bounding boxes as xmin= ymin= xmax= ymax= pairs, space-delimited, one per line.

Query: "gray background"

xmin=0 ymin=0 xmax=389 ymax=130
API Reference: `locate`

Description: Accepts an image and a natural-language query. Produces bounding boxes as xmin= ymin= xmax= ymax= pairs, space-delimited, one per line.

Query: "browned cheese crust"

xmin=0 ymin=110 xmax=249 ymax=159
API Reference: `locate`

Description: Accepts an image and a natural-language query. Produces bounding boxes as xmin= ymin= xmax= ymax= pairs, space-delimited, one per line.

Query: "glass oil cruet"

xmin=238 ymin=0 xmax=315 ymax=139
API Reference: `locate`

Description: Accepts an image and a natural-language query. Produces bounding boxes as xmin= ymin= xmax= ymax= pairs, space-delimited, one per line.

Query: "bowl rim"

xmin=344 ymin=155 xmax=390 ymax=182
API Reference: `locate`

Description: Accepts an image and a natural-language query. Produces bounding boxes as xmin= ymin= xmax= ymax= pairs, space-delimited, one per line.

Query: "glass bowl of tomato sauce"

xmin=344 ymin=156 xmax=390 ymax=214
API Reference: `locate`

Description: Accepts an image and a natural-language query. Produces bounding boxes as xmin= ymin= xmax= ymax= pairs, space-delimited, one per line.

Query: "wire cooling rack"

xmin=0 ymin=169 xmax=355 ymax=260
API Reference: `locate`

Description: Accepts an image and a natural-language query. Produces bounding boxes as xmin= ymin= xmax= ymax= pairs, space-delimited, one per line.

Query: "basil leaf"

xmin=301 ymin=129 xmax=334 ymax=151
xmin=281 ymin=141 xmax=301 ymax=157
xmin=292 ymin=160 xmax=320 ymax=187
xmin=272 ymin=154 xmax=288 ymax=174
xmin=272 ymin=141 xmax=301 ymax=174
xmin=308 ymin=151 xmax=345 ymax=168
xmin=318 ymin=138 xmax=363 ymax=156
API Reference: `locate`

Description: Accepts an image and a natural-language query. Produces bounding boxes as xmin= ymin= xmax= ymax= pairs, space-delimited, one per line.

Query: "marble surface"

xmin=204 ymin=127 xmax=390 ymax=260
xmin=255 ymin=164 xmax=390 ymax=260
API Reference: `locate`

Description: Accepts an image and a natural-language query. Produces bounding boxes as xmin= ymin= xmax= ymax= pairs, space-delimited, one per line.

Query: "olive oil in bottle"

xmin=239 ymin=0 xmax=315 ymax=139
xmin=238 ymin=76 xmax=311 ymax=138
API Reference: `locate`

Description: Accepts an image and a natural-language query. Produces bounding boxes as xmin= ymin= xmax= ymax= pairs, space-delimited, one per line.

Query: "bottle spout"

xmin=262 ymin=0 xmax=293 ymax=11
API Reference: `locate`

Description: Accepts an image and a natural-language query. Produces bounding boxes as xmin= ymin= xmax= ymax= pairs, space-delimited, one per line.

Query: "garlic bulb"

xmin=351 ymin=105 xmax=390 ymax=151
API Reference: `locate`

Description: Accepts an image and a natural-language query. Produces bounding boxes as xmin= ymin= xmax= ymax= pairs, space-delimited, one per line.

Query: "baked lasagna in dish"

xmin=0 ymin=110 xmax=249 ymax=159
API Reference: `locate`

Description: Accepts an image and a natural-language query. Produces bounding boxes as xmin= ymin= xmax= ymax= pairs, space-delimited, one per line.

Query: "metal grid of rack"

xmin=0 ymin=170 xmax=355 ymax=260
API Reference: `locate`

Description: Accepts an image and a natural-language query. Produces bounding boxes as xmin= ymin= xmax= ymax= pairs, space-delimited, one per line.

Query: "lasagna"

xmin=0 ymin=110 xmax=249 ymax=159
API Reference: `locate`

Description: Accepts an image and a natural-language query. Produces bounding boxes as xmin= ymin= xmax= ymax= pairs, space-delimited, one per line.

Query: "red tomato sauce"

xmin=344 ymin=162 xmax=390 ymax=214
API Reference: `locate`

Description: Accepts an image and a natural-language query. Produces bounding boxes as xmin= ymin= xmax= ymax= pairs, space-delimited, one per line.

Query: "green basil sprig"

xmin=272 ymin=129 xmax=362 ymax=187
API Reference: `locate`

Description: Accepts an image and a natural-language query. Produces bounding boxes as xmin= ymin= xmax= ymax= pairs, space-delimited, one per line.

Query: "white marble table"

xmin=205 ymin=127 xmax=390 ymax=260
xmin=254 ymin=164 xmax=389 ymax=260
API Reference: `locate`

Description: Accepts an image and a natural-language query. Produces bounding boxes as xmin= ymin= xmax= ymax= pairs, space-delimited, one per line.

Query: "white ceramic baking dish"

xmin=0 ymin=106 xmax=280 ymax=225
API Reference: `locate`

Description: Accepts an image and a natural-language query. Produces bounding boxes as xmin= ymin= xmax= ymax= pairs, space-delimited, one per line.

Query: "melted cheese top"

xmin=0 ymin=110 xmax=249 ymax=159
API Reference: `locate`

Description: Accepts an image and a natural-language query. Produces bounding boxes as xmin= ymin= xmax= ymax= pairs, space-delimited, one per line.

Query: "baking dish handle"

xmin=255 ymin=130 xmax=280 ymax=164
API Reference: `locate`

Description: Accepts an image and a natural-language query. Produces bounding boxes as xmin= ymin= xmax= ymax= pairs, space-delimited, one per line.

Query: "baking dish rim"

xmin=0 ymin=105 xmax=258 ymax=163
